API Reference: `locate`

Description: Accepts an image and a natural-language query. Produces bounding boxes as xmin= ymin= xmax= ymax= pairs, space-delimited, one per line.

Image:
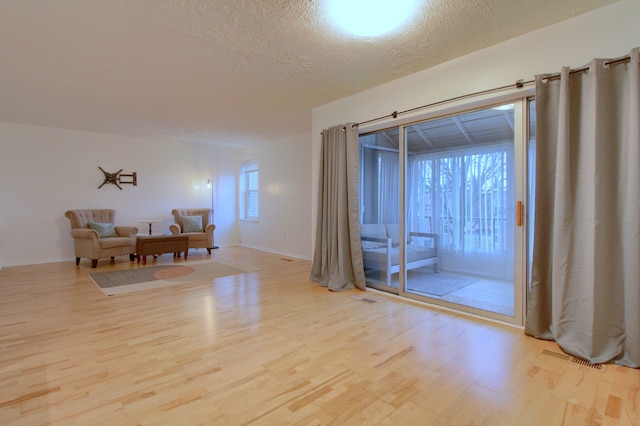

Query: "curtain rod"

xmin=352 ymin=79 xmax=534 ymax=128
xmin=604 ymin=54 xmax=633 ymax=67
xmin=350 ymin=51 xmax=636 ymax=129
xmin=542 ymin=53 xmax=635 ymax=83
xmin=540 ymin=66 xmax=589 ymax=83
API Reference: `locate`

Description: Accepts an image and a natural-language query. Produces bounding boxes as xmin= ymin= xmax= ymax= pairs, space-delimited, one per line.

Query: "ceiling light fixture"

xmin=326 ymin=0 xmax=420 ymax=37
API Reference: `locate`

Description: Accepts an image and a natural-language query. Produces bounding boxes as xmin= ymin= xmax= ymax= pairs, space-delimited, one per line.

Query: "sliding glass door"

xmin=359 ymin=100 xmax=532 ymax=324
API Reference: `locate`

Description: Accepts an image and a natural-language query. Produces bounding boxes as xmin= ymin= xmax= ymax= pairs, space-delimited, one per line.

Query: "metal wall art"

xmin=98 ymin=167 xmax=137 ymax=190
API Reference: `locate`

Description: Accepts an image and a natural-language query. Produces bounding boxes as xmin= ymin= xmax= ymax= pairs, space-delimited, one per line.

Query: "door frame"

xmin=359 ymin=90 xmax=534 ymax=326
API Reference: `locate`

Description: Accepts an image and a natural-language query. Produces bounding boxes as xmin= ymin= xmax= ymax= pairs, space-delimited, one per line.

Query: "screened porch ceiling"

xmin=365 ymin=101 xmax=537 ymax=155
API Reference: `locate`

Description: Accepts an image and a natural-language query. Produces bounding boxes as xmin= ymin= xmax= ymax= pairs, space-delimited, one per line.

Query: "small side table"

xmin=139 ymin=220 xmax=161 ymax=236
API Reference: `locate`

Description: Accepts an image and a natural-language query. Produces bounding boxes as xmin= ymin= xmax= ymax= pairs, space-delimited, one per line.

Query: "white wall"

xmin=0 ymin=122 xmax=238 ymax=267
xmin=238 ymin=131 xmax=312 ymax=260
xmin=311 ymin=0 xmax=640 ymax=250
xmin=2 ymin=0 xmax=637 ymax=267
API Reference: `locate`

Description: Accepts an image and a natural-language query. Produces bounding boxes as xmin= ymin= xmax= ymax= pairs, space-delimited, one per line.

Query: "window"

xmin=240 ymin=160 xmax=259 ymax=221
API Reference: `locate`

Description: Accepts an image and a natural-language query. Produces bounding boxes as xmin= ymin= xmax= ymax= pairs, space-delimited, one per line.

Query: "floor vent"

xmin=542 ymin=349 xmax=604 ymax=371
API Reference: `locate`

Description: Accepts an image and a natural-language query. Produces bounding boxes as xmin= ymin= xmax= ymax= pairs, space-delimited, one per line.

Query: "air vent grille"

xmin=542 ymin=349 xmax=604 ymax=371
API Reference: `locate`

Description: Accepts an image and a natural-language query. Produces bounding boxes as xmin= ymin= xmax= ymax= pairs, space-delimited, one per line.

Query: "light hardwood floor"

xmin=1 ymin=247 xmax=638 ymax=425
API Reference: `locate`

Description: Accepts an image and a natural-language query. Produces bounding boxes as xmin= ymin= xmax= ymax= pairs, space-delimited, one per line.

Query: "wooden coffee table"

xmin=136 ymin=234 xmax=189 ymax=265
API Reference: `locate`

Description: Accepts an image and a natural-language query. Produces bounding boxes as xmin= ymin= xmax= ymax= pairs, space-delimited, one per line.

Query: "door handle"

xmin=516 ymin=201 xmax=523 ymax=227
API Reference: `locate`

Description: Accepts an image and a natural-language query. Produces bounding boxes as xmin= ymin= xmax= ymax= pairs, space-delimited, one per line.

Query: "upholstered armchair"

xmin=65 ymin=209 xmax=138 ymax=268
xmin=169 ymin=208 xmax=216 ymax=254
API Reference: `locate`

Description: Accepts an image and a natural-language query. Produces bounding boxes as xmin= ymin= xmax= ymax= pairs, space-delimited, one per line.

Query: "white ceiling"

xmin=0 ymin=0 xmax=616 ymax=148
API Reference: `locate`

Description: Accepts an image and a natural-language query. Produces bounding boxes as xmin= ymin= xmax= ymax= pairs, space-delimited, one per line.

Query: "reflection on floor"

xmin=365 ymin=268 xmax=514 ymax=317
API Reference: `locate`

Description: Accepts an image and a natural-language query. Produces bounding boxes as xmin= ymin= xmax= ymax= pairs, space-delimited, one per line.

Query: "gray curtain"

xmin=526 ymin=48 xmax=639 ymax=367
xmin=310 ymin=124 xmax=366 ymax=291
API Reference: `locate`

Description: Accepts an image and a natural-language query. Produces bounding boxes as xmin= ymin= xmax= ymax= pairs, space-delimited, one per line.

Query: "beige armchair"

xmin=169 ymin=208 xmax=216 ymax=254
xmin=65 ymin=209 xmax=138 ymax=268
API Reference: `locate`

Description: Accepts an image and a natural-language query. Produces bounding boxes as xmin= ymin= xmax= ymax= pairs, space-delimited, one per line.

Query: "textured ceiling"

xmin=0 ymin=0 xmax=616 ymax=148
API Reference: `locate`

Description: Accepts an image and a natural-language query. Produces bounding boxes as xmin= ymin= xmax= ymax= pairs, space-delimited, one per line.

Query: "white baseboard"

xmin=2 ymin=256 xmax=76 ymax=268
xmin=2 ymin=245 xmax=312 ymax=268
xmin=238 ymin=243 xmax=312 ymax=261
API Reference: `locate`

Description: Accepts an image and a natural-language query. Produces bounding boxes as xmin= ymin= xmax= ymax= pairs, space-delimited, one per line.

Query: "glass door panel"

xmin=402 ymin=105 xmax=518 ymax=319
xmin=359 ymin=130 xmax=401 ymax=293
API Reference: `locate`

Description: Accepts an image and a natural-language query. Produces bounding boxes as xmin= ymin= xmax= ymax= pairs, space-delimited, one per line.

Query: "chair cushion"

xmin=182 ymin=216 xmax=203 ymax=232
xmin=185 ymin=232 xmax=207 ymax=242
xmin=362 ymin=240 xmax=386 ymax=250
xmin=361 ymin=246 xmax=436 ymax=267
xmin=385 ymin=224 xmax=412 ymax=246
xmin=362 ymin=247 xmax=401 ymax=266
xmin=360 ymin=224 xmax=387 ymax=239
xmin=88 ymin=222 xmax=118 ymax=238
xmin=408 ymin=245 xmax=436 ymax=260
xmin=100 ymin=237 xmax=133 ymax=249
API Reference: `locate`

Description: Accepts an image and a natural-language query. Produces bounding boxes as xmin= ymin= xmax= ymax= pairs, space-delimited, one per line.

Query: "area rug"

xmin=364 ymin=269 xmax=478 ymax=296
xmin=442 ymin=294 xmax=514 ymax=316
xmin=404 ymin=271 xmax=478 ymax=296
xmin=89 ymin=260 xmax=253 ymax=296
